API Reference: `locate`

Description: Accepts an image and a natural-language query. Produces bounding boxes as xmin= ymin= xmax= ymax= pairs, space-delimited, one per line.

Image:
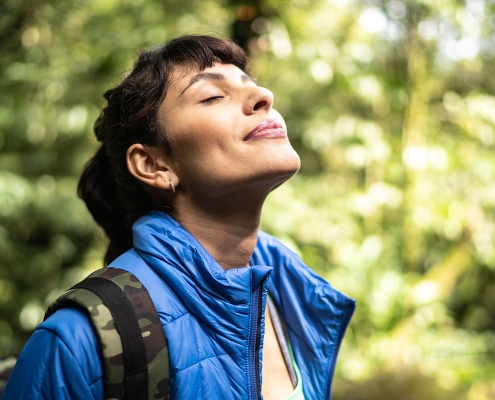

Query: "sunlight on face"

xmin=158 ymin=63 xmax=300 ymax=199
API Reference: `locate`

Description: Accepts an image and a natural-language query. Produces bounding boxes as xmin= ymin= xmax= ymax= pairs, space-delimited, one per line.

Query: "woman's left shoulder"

xmin=255 ymin=230 xmax=300 ymax=260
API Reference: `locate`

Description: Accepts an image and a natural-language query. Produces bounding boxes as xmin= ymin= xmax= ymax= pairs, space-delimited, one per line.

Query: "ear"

xmin=126 ymin=144 xmax=179 ymax=192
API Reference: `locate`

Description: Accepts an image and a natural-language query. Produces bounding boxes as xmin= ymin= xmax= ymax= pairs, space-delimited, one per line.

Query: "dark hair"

xmin=78 ymin=35 xmax=249 ymax=265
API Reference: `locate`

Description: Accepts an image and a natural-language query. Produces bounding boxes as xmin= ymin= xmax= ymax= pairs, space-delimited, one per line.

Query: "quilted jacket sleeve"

xmin=2 ymin=308 xmax=103 ymax=400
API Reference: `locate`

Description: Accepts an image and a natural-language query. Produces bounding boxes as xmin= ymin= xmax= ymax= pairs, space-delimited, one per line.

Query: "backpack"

xmin=45 ymin=267 xmax=171 ymax=400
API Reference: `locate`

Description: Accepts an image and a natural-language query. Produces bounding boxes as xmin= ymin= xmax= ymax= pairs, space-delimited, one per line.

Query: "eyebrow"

xmin=179 ymin=72 xmax=255 ymax=97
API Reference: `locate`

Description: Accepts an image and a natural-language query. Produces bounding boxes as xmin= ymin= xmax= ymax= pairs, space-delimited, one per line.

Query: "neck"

xmin=172 ymin=193 xmax=265 ymax=270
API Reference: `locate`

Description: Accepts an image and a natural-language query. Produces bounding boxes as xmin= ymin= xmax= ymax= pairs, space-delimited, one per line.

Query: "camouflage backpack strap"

xmin=44 ymin=267 xmax=171 ymax=400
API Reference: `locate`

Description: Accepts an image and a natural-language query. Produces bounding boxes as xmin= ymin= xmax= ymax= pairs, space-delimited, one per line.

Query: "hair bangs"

xmin=163 ymin=35 xmax=249 ymax=75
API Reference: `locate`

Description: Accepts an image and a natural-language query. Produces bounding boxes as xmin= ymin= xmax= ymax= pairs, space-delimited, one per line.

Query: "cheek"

xmin=167 ymin=122 xmax=220 ymax=178
xmin=171 ymin=113 xmax=237 ymax=154
xmin=164 ymin=106 xmax=242 ymax=175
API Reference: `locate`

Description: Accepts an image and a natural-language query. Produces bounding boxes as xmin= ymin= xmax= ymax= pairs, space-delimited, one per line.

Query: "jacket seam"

xmin=162 ymin=308 xmax=188 ymax=324
xmin=33 ymin=331 xmax=55 ymax=400
xmin=138 ymin=250 xmax=191 ymax=275
xmin=39 ymin=326 xmax=99 ymax=397
xmin=174 ymin=351 xmax=237 ymax=374
xmin=136 ymin=251 xmax=239 ymax=305
xmin=192 ymin=320 xmax=204 ymax=399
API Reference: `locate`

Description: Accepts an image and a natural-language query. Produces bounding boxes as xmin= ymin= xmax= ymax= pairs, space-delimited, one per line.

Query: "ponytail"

xmin=78 ymin=146 xmax=133 ymax=265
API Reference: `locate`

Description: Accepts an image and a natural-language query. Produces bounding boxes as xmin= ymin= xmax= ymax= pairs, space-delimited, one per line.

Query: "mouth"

xmin=243 ymin=119 xmax=286 ymax=141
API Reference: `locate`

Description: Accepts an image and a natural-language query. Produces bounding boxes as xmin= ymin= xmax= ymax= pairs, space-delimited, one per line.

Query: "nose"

xmin=244 ymin=86 xmax=274 ymax=115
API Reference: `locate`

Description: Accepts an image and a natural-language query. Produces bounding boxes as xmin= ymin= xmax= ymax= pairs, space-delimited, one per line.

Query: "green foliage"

xmin=2 ymin=0 xmax=495 ymax=398
xmin=256 ymin=0 xmax=495 ymax=397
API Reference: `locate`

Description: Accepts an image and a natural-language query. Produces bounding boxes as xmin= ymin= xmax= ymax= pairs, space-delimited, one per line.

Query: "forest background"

xmin=1 ymin=0 xmax=495 ymax=398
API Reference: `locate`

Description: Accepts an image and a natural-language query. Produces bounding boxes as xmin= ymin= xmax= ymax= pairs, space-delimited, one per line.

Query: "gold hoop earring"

xmin=170 ymin=181 xmax=176 ymax=194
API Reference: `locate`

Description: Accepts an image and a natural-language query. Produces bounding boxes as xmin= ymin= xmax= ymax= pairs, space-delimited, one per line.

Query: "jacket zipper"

xmin=248 ymin=278 xmax=265 ymax=400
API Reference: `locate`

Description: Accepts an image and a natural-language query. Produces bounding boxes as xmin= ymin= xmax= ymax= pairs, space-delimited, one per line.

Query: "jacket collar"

xmin=132 ymin=210 xmax=271 ymax=305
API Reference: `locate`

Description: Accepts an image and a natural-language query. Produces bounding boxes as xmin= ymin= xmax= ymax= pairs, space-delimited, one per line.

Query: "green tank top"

xmin=281 ymin=341 xmax=305 ymax=400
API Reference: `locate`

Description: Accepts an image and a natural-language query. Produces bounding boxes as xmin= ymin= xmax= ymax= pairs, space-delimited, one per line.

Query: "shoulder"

xmin=2 ymin=308 xmax=102 ymax=399
xmin=255 ymin=230 xmax=301 ymax=262
xmin=40 ymin=308 xmax=103 ymax=388
xmin=109 ymin=249 xmax=187 ymax=322
xmin=255 ymin=230 xmax=355 ymax=311
xmin=254 ymin=230 xmax=312 ymax=277
xmin=42 ymin=307 xmax=102 ymax=377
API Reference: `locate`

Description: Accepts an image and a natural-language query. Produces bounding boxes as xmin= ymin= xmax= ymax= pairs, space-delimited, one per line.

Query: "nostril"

xmin=253 ymin=100 xmax=268 ymax=111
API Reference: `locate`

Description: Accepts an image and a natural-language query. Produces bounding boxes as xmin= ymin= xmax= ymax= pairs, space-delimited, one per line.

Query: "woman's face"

xmin=158 ymin=62 xmax=300 ymax=200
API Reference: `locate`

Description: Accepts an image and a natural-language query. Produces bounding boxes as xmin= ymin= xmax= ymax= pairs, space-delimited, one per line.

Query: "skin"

xmin=127 ymin=62 xmax=301 ymax=399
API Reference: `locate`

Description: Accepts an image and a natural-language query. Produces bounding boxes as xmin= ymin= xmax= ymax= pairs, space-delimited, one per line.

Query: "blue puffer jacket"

xmin=3 ymin=211 xmax=355 ymax=399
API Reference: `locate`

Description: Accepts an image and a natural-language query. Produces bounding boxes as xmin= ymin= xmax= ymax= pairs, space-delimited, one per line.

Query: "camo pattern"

xmin=45 ymin=267 xmax=170 ymax=400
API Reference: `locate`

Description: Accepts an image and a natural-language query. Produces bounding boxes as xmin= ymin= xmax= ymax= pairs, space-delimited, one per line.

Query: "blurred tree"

xmin=0 ymin=0 xmax=235 ymax=360
xmin=2 ymin=0 xmax=495 ymax=398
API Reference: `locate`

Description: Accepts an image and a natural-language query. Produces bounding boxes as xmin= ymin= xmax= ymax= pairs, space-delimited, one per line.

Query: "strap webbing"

xmin=73 ymin=277 xmax=148 ymax=400
xmin=267 ymin=296 xmax=297 ymax=387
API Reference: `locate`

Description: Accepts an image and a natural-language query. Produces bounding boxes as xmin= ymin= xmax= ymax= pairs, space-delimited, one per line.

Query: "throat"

xmin=173 ymin=209 xmax=260 ymax=270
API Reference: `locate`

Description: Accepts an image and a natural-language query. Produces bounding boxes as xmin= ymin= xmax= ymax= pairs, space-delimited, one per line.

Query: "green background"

xmin=1 ymin=0 xmax=495 ymax=398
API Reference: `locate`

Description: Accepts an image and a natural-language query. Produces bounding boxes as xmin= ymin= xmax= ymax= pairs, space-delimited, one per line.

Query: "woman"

xmin=3 ymin=35 xmax=355 ymax=399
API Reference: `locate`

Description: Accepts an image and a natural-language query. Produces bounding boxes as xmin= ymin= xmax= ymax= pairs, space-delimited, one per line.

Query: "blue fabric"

xmin=3 ymin=211 xmax=355 ymax=399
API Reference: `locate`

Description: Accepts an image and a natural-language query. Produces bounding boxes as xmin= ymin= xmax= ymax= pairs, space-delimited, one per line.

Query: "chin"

xmin=259 ymin=148 xmax=301 ymax=188
xmin=275 ymin=145 xmax=301 ymax=173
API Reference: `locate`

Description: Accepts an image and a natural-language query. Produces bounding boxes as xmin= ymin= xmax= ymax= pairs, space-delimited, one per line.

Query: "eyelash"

xmin=201 ymin=96 xmax=225 ymax=104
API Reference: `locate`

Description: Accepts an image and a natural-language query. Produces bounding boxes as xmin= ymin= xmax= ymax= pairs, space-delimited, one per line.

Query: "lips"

xmin=244 ymin=119 xmax=286 ymax=141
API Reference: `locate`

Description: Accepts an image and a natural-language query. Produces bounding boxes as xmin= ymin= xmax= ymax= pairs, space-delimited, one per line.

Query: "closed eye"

xmin=201 ymin=95 xmax=225 ymax=104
